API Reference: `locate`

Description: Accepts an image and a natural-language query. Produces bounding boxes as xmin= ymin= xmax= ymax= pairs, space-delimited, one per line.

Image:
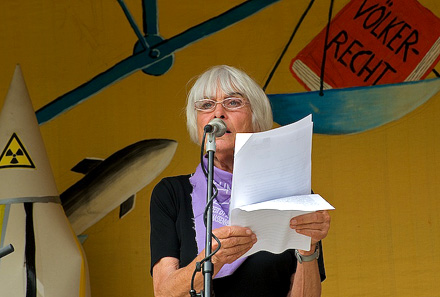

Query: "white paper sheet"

xmin=231 ymin=194 xmax=334 ymax=255
xmin=230 ymin=115 xmax=335 ymax=256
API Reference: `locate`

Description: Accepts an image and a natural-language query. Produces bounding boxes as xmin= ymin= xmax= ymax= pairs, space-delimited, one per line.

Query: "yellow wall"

xmin=0 ymin=0 xmax=439 ymax=296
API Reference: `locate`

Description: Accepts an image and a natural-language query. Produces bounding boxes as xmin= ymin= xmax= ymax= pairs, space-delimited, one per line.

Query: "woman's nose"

xmin=213 ymin=103 xmax=226 ymax=119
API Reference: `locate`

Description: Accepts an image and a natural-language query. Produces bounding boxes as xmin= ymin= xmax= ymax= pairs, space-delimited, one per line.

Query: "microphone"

xmin=0 ymin=244 xmax=14 ymax=259
xmin=204 ymin=119 xmax=227 ymax=137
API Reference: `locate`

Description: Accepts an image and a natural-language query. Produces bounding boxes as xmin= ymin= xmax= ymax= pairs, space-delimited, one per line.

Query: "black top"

xmin=150 ymin=175 xmax=326 ymax=297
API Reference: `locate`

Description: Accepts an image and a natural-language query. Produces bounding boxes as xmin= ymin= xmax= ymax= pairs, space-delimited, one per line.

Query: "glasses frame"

xmin=194 ymin=97 xmax=248 ymax=112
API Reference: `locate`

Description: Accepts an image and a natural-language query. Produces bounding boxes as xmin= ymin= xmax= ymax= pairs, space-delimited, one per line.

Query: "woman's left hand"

xmin=289 ymin=210 xmax=331 ymax=248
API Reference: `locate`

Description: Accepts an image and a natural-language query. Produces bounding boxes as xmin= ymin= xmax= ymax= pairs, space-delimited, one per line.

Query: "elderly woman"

xmin=150 ymin=65 xmax=331 ymax=297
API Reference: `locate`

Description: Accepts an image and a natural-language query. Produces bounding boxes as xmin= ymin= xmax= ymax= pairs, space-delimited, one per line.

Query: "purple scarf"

xmin=189 ymin=157 xmax=247 ymax=278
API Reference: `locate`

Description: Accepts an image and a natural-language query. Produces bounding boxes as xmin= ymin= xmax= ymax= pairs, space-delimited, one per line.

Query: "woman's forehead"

xmin=200 ymin=80 xmax=244 ymax=98
xmin=204 ymin=91 xmax=244 ymax=100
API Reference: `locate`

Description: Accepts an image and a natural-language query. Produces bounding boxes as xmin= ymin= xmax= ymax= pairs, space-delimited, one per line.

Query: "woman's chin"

xmin=215 ymin=139 xmax=235 ymax=153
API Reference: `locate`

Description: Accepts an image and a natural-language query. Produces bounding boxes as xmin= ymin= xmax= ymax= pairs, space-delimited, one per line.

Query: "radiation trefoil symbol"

xmin=0 ymin=133 xmax=35 ymax=169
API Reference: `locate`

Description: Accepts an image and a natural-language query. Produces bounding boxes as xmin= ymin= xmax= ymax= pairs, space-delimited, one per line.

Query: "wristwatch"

xmin=295 ymin=243 xmax=320 ymax=264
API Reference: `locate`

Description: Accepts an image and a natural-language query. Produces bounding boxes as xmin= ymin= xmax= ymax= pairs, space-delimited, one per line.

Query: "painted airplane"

xmin=60 ymin=138 xmax=177 ymax=235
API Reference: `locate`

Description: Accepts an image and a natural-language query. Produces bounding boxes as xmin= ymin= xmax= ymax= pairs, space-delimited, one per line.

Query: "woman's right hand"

xmin=210 ymin=226 xmax=257 ymax=272
xmin=152 ymin=226 xmax=256 ymax=297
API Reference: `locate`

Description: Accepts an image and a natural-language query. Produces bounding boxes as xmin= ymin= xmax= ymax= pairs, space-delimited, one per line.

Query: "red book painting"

xmin=290 ymin=0 xmax=440 ymax=90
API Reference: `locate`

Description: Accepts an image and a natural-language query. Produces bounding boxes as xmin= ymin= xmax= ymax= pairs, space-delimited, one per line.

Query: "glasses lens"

xmin=195 ymin=99 xmax=216 ymax=111
xmin=223 ymin=97 xmax=245 ymax=110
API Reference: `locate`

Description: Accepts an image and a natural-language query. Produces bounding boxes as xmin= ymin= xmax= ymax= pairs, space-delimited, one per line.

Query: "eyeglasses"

xmin=194 ymin=97 xmax=248 ymax=112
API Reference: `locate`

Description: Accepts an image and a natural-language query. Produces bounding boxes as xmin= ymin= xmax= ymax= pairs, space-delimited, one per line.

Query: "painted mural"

xmin=36 ymin=0 xmax=281 ymax=125
xmin=33 ymin=0 xmax=440 ymax=136
xmin=272 ymin=0 xmax=440 ymax=134
xmin=0 ymin=0 xmax=439 ymax=296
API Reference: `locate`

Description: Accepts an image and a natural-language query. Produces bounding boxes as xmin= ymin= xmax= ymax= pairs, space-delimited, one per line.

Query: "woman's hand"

xmin=289 ymin=210 xmax=331 ymax=252
xmin=210 ymin=226 xmax=257 ymax=268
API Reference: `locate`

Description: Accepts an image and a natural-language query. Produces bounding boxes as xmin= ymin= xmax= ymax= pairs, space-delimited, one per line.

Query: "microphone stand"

xmin=203 ymin=132 xmax=216 ymax=297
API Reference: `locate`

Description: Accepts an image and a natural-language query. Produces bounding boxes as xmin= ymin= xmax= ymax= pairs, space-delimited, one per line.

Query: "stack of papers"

xmin=230 ymin=115 xmax=334 ymax=256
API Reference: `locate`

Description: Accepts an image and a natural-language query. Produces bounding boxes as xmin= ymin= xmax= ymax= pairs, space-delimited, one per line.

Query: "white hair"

xmin=186 ymin=65 xmax=273 ymax=143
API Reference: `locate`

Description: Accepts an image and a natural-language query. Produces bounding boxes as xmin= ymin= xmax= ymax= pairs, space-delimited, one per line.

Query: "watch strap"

xmin=295 ymin=243 xmax=320 ymax=264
